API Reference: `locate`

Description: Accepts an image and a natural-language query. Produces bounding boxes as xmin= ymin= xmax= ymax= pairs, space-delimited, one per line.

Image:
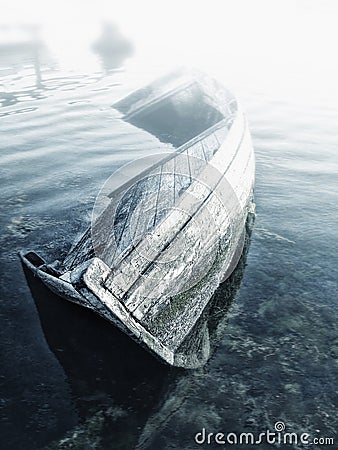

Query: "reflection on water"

xmin=92 ymin=22 xmax=133 ymax=73
xmin=0 ymin=27 xmax=55 ymax=112
xmin=0 ymin=25 xmax=52 ymax=91
xmin=0 ymin=21 xmax=132 ymax=108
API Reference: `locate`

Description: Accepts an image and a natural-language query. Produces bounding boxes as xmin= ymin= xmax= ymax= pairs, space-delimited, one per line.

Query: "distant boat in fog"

xmin=92 ymin=22 xmax=133 ymax=71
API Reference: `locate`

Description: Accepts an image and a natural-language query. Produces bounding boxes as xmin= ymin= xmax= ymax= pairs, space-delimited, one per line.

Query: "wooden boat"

xmin=21 ymin=70 xmax=255 ymax=368
xmin=92 ymin=22 xmax=133 ymax=71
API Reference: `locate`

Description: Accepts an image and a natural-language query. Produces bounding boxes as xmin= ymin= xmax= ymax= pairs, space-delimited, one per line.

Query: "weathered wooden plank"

xmin=200 ymin=133 xmax=218 ymax=161
xmin=173 ymin=149 xmax=192 ymax=199
xmin=101 ymin=118 xmax=241 ymax=303
xmin=128 ymin=183 xmax=236 ymax=319
xmin=153 ymin=157 xmax=176 ymax=227
xmin=117 ymin=170 xmax=162 ymax=256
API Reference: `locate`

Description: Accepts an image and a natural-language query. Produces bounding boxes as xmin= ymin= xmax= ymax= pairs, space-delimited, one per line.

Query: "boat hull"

xmin=21 ymin=71 xmax=255 ymax=368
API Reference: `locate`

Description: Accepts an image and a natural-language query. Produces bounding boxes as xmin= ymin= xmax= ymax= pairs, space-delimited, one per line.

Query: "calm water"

xmin=1 ymin=49 xmax=338 ymax=450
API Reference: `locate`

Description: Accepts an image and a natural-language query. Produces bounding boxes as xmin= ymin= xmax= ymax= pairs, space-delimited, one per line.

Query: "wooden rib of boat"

xmin=21 ymin=70 xmax=255 ymax=368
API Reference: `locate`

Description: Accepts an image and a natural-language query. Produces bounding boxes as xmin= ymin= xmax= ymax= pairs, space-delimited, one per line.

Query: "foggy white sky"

xmin=2 ymin=0 xmax=338 ymax=105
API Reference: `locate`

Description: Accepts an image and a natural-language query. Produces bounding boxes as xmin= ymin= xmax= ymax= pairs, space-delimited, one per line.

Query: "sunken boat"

xmin=21 ymin=70 xmax=255 ymax=368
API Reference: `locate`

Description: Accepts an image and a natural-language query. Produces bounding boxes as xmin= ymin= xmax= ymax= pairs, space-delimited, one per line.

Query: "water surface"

xmin=1 ymin=38 xmax=338 ymax=450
